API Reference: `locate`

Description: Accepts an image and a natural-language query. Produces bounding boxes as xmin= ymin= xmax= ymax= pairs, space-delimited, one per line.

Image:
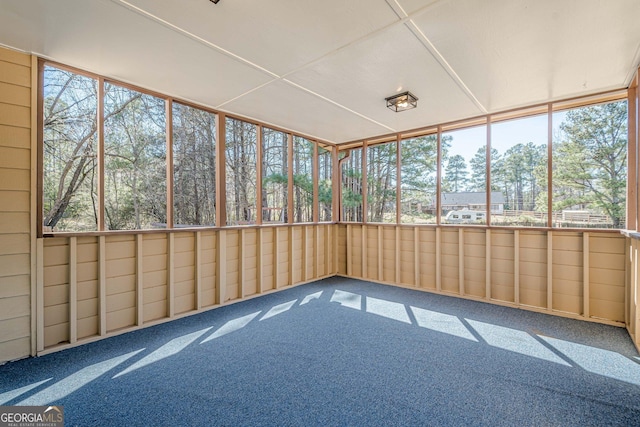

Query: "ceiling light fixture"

xmin=210 ymin=0 xmax=220 ymax=4
xmin=385 ymin=91 xmax=418 ymax=112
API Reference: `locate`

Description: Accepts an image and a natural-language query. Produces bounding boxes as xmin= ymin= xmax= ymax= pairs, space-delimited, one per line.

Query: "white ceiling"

xmin=0 ymin=0 xmax=639 ymax=144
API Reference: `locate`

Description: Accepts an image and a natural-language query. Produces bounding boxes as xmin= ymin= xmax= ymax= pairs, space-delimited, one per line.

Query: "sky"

xmin=445 ymin=111 xmax=568 ymax=167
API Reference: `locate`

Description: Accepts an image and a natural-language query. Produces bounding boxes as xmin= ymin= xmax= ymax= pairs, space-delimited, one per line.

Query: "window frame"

xmin=37 ymin=60 xmax=629 ymax=234
xmin=38 ymin=59 xmax=336 ymax=236
xmin=338 ymin=90 xmax=629 ymax=230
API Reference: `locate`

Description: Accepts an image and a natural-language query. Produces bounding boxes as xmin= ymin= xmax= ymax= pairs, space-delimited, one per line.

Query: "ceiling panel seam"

xmin=279 ymin=20 xmax=411 ymax=81
xmin=406 ymin=22 xmax=487 ymax=114
xmin=279 ymin=0 xmax=447 ymax=82
xmin=112 ymin=0 xmax=486 ymax=138
xmin=111 ymin=0 xmax=401 ymax=137
xmin=215 ymin=80 xmax=278 ymax=109
xmin=382 ymin=0 xmax=487 ymax=114
xmin=387 ymin=0 xmax=408 ymax=18
xmin=113 ymin=0 xmax=279 ymax=78
xmin=216 ymin=76 xmax=397 ymax=133
xmin=393 ymin=0 xmax=448 ymax=21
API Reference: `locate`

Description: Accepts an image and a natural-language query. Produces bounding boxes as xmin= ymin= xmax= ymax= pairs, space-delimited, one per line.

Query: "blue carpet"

xmin=1 ymin=277 xmax=639 ymax=426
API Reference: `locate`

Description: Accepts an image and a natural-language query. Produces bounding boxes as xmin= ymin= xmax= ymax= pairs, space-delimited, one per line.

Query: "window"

xmin=42 ymin=66 xmax=98 ymax=232
xmin=491 ymin=113 xmax=548 ymax=227
xmin=225 ymin=117 xmax=257 ymax=225
xmin=400 ymin=133 xmax=437 ymax=224
xmin=293 ymin=136 xmax=314 ymax=223
xmin=367 ymin=142 xmax=396 ymax=223
xmin=104 ymin=83 xmax=166 ymax=230
xmin=552 ymin=100 xmax=627 ymax=229
xmin=318 ymin=144 xmax=333 ymax=222
xmin=41 ymin=64 xmax=333 ymax=233
xmin=441 ymin=125 xmax=487 ymax=224
xmin=341 ymin=148 xmax=363 ymax=222
xmin=173 ymin=102 xmax=216 ymax=227
xmin=262 ymin=128 xmax=288 ymax=223
xmin=41 ymin=63 xmax=628 ymax=232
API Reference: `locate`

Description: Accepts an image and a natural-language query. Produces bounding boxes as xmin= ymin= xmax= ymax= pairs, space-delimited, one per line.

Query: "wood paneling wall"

xmin=0 ymin=47 xmax=32 ymax=362
xmin=626 ymin=68 xmax=640 ymax=352
xmin=36 ymin=225 xmax=336 ymax=354
xmin=31 ymin=223 xmax=637 ymax=356
xmin=626 ymin=235 xmax=640 ymax=352
xmin=339 ymin=224 xmax=626 ymax=326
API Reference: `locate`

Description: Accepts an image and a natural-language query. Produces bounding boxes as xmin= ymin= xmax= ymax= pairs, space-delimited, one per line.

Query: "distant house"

xmin=437 ymin=191 xmax=505 ymax=214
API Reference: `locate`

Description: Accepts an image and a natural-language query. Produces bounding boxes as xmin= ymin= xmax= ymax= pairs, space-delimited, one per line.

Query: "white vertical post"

xmin=99 ymin=236 xmax=107 ymax=335
xmin=486 ymin=229 xmax=492 ymax=300
xmin=436 ymin=227 xmax=442 ymax=292
xmin=256 ymin=228 xmax=263 ymax=293
xmin=583 ymin=232 xmax=590 ymax=318
xmin=346 ymin=224 xmax=352 ymax=277
xmin=167 ymin=233 xmax=175 ymax=317
xmin=136 ymin=234 xmax=144 ymax=325
xmin=414 ymin=227 xmax=420 ymax=288
xmin=458 ymin=228 xmax=464 ymax=295
xmin=36 ymin=239 xmax=44 ymax=351
xmin=514 ymin=230 xmax=520 ymax=305
xmin=216 ymin=230 xmax=227 ymax=304
xmin=362 ymin=225 xmax=368 ymax=279
xmin=69 ymin=237 xmax=77 ymax=344
xmin=547 ymin=231 xmax=554 ymax=311
xmin=378 ymin=226 xmax=383 ymax=280
xmin=196 ymin=231 xmax=202 ymax=309
xmin=239 ymin=229 xmax=245 ymax=298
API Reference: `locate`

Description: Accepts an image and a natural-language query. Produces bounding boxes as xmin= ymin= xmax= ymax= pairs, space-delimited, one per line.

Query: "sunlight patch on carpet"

xmin=330 ymin=290 xmax=361 ymax=310
xmin=466 ymin=319 xmax=571 ymax=366
xmin=411 ymin=306 xmax=478 ymax=341
xmin=261 ymin=300 xmax=297 ymax=321
xmin=0 ymin=379 xmax=52 ymax=405
xmin=366 ymin=296 xmax=411 ymax=324
xmin=539 ymin=335 xmax=640 ymax=386
xmin=19 ymin=350 xmax=144 ymax=405
xmin=201 ymin=312 xmax=261 ymax=343
xmin=114 ymin=328 xmax=212 ymax=378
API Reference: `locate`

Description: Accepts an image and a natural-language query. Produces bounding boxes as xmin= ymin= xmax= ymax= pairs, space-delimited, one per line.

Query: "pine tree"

xmin=443 ymin=154 xmax=468 ymax=192
xmin=553 ymin=101 xmax=627 ymax=227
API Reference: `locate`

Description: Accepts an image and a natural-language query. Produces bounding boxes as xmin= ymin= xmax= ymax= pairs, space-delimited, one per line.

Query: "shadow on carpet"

xmin=1 ymin=277 xmax=640 ymax=426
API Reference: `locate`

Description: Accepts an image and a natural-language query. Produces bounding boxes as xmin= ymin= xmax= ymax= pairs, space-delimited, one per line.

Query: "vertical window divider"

xmin=215 ymin=113 xmax=226 ymax=227
xmin=166 ymin=98 xmax=174 ymax=229
xmin=362 ymin=140 xmax=368 ymax=224
xmin=287 ymin=133 xmax=293 ymax=224
xmin=636 ymin=69 xmax=640 ymax=232
xmin=32 ymin=57 xmax=41 ymax=353
xmin=486 ymin=116 xmax=492 ymax=226
xmin=337 ymin=150 xmax=351 ymax=222
xmin=547 ymin=104 xmax=553 ymax=228
xmin=313 ymin=141 xmax=319 ymax=223
xmin=396 ymin=135 xmax=401 ymax=225
xmin=97 ymin=77 xmax=105 ymax=231
xmin=332 ymin=147 xmax=339 ymax=222
xmin=256 ymin=124 xmax=263 ymax=226
xmin=629 ymin=80 xmax=638 ymax=230
xmin=436 ymin=126 xmax=442 ymax=226
xmin=636 ymin=68 xmax=640 ymax=232
xmin=36 ymin=58 xmax=44 ymax=238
